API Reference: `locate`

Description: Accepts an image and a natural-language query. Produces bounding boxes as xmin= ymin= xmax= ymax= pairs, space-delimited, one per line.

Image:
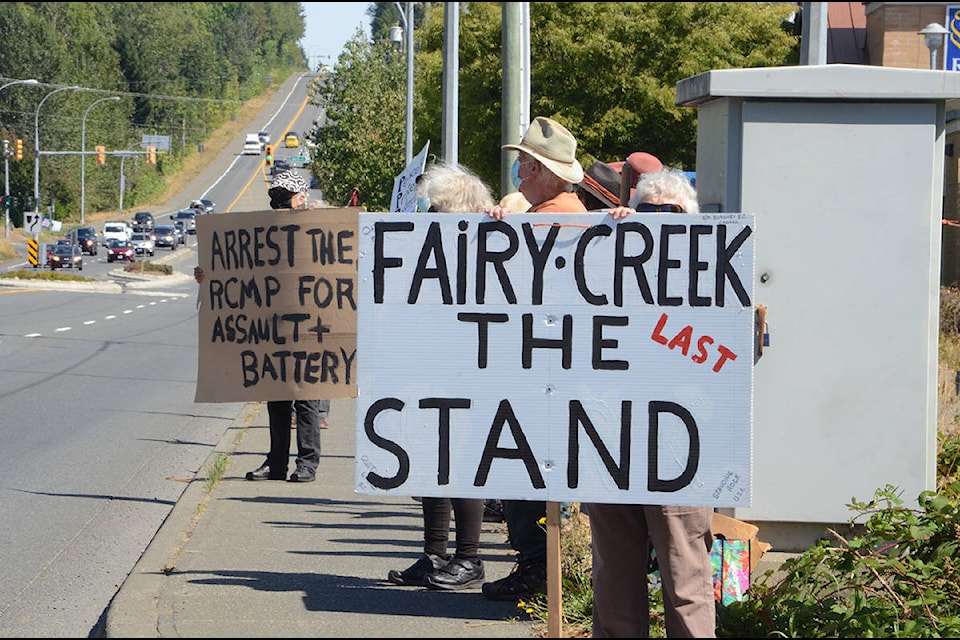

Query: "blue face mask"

xmin=510 ymin=158 xmax=522 ymax=190
xmin=417 ymin=196 xmax=430 ymax=212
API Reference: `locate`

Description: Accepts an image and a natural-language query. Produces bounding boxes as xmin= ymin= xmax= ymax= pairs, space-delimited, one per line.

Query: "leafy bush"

xmin=940 ymin=286 xmax=960 ymax=336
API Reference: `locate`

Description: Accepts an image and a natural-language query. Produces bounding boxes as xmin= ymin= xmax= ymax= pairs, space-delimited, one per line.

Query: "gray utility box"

xmin=676 ymin=64 xmax=960 ymax=550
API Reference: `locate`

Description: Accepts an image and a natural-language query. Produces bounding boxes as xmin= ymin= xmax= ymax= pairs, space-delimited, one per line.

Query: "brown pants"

xmin=588 ymin=503 xmax=716 ymax=638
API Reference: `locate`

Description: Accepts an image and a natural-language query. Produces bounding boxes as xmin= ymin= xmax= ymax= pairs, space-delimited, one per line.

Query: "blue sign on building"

xmin=945 ymin=7 xmax=960 ymax=70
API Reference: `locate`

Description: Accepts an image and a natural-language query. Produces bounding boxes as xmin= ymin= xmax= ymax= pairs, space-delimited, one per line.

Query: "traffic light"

xmin=265 ymin=144 xmax=273 ymax=167
xmin=146 ymin=145 xmax=156 ymax=165
xmin=95 ymin=145 xmax=106 ymax=166
xmin=15 ymin=139 xmax=23 ymax=161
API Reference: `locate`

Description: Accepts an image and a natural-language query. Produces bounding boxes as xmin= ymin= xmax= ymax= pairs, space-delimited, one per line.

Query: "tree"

xmin=310 ymin=32 xmax=407 ymax=209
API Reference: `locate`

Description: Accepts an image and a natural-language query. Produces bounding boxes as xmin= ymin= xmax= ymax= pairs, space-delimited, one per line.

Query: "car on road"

xmin=172 ymin=221 xmax=186 ymax=244
xmin=270 ymin=157 xmax=291 ymax=176
xmin=153 ymin=225 xmax=179 ymax=250
xmin=258 ymin=131 xmax=271 ymax=145
xmin=243 ymin=133 xmax=262 ymax=155
xmin=49 ymin=243 xmax=83 ymax=270
xmin=106 ymin=238 xmax=136 ymax=263
xmin=189 ymin=198 xmax=215 ymax=214
xmin=284 ymin=131 xmax=299 ymax=148
xmin=132 ymin=211 xmax=155 ymax=233
xmin=72 ymin=226 xmax=99 ymax=255
xmin=131 ymin=232 xmax=156 ymax=256
xmin=102 ymin=221 xmax=132 ymax=245
xmin=173 ymin=209 xmax=199 ymax=234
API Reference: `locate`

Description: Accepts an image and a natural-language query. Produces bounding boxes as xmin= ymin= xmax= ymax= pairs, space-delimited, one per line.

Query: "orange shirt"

xmin=529 ymin=191 xmax=587 ymax=213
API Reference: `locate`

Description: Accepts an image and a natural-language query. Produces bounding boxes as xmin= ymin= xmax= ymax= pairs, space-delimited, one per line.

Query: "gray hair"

xmin=628 ymin=169 xmax=699 ymax=214
xmin=417 ymin=163 xmax=495 ymax=213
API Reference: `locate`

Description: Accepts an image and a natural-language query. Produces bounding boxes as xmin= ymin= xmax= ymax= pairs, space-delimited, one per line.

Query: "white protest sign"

xmin=389 ymin=141 xmax=430 ymax=212
xmin=355 ymin=211 xmax=755 ymax=506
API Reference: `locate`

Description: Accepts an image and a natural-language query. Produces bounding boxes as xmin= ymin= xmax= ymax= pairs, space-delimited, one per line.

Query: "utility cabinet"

xmin=676 ymin=64 xmax=960 ymax=549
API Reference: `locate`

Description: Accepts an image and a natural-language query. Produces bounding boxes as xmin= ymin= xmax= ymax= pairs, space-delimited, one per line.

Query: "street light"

xmin=0 ymin=78 xmax=39 ymax=239
xmin=34 ymin=85 xmax=81 ymax=219
xmin=394 ymin=2 xmax=414 ymax=166
xmin=81 ymin=96 xmax=120 ymax=225
xmin=919 ymin=23 xmax=949 ymax=70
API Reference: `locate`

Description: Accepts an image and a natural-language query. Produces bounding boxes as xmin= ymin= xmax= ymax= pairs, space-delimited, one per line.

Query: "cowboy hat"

xmin=502 ymin=116 xmax=584 ymax=184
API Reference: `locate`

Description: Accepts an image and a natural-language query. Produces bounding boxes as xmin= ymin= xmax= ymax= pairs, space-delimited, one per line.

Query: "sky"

xmin=299 ymin=2 xmax=373 ymax=71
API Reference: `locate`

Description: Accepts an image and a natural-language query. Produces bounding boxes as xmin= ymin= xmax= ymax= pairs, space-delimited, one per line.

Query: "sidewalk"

xmin=105 ymin=396 xmax=537 ymax=638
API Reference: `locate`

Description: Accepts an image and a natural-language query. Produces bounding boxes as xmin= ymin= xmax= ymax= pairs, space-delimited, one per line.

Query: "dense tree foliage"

xmin=0 ymin=1 xmax=304 ymax=223
xmin=311 ymin=2 xmax=799 ymax=208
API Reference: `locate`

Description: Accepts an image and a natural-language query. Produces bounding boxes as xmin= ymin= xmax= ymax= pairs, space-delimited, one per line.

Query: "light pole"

xmin=393 ymin=2 xmax=414 ymax=166
xmin=81 ymin=96 xmax=119 ymax=225
xmin=919 ymin=23 xmax=949 ymax=70
xmin=34 ymin=85 xmax=80 ymax=218
xmin=0 ymin=78 xmax=38 ymax=238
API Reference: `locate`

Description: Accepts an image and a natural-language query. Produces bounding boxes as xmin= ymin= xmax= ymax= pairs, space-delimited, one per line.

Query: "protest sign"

xmin=355 ymin=211 xmax=755 ymax=506
xmin=195 ymin=208 xmax=359 ymax=403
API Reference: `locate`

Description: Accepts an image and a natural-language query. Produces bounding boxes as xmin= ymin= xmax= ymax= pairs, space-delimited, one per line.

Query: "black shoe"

xmin=424 ymin=557 xmax=484 ymax=591
xmin=288 ymin=465 xmax=316 ymax=483
xmin=483 ymin=499 xmax=504 ymax=523
xmin=387 ymin=553 xmax=450 ymax=586
xmin=481 ymin=559 xmax=547 ymax=601
xmin=246 ymin=463 xmax=286 ymax=481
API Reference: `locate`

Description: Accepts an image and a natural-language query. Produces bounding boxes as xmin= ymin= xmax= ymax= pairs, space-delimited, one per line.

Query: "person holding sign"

xmin=386 ymin=162 xmax=496 ymax=591
xmin=588 ymin=168 xmax=717 ymax=638
xmin=194 ymin=170 xmax=332 ymax=484
xmin=480 ymin=116 xmax=588 ymax=602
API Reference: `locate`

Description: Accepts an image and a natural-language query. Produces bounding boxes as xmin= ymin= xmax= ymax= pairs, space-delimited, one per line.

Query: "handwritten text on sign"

xmin=355 ymin=211 xmax=755 ymax=506
xmin=195 ymin=208 xmax=359 ymax=403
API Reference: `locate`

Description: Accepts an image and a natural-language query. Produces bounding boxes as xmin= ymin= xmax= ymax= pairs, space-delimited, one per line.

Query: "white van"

xmin=242 ymin=133 xmax=262 ymax=155
xmin=102 ymin=221 xmax=132 ymax=245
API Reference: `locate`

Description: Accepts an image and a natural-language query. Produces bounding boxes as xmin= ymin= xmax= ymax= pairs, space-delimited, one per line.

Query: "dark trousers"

xmin=421 ymin=497 xmax=484 ymax=560
xmin=265 ymin=399 xmax=329 ymax=474
xmin=501 ymin=499 xmax=547 ymax=564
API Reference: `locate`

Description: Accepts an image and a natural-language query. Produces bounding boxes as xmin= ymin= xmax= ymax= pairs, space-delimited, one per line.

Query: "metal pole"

xmin=81 ymin=96 xmax=120 ymax=225
xmin=394 ymin=2 xmax=415 ymax=166
xmin=3 ymin=140 xmax=9 ymax=239
xmin=0 ymin=79 xmax=39 ymax=238
xmin=441 ymin=2 xmax=459 ymax=164
xmin=501 ymin=3 xmax=521 ymax=197
xmin=34 ymin=86 xmax=80 ymax=218
xmin=119 ymin=155 xmax=126 ymax=212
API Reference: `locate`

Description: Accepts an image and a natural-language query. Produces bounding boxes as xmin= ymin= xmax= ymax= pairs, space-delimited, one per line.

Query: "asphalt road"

xmin=0 ymin=70 xmax=324 ymax=637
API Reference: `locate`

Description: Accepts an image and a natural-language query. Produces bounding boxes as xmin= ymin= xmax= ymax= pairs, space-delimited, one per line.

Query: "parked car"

xmin=49 ymin=243 xmax=83 ymax=270
xmin=131 ymin=232 xmax=156 ymax=256
xmin=102 ymin=221 xmax=132 ymax=245
xmin=243 ymin=133 xmax=262 ymax=155
xmin=173 ymin=209 xmax=199 ymax=234
xmin=132 ymin=211 xmax=155 ymax=232
xmin=189 ymin=198 xmax=215 ymax=214
xmin=72 ymin=226 xmax=99 ymax=255
xmin=106 ymin=238 xmax=136 ymax=263
xmin=284 ymin=131 xmax=300 ymax=148
xmin=153 ymin=224 xmax=178 ymax=250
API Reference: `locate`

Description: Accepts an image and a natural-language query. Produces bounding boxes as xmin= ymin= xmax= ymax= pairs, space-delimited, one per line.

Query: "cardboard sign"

xmin=194 ymin=208 xmax=359 ymax=403
xmin=355 ymin=211 xmax=755 ymax=506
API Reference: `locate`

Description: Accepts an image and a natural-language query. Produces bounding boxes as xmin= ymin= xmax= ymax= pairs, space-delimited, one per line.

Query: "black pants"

xmin=265 ymin=399 xmax=329 ymax=474
xmin=502 ymin=500 xmax=547 ymax=564
xmin=421 ymin=496 xmax=484 ymax=560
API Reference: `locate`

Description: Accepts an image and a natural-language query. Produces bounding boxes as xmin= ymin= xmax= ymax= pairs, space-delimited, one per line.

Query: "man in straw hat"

xmin=485 ymin=115 xmax=588 ymax=221
xmin=481 ymin=116 xmax=587 ymax=602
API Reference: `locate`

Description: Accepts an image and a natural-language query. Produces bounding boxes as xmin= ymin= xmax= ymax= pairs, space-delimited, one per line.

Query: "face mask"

xmin=417 ymin=196 xmax=430 ymax=212
xmin=510 ymin=158 xmax=522 ymax=190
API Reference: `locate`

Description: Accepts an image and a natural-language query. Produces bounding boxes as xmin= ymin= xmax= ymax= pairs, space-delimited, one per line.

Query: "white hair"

xmin=628 ymin=169 xmax=699 ymax=214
